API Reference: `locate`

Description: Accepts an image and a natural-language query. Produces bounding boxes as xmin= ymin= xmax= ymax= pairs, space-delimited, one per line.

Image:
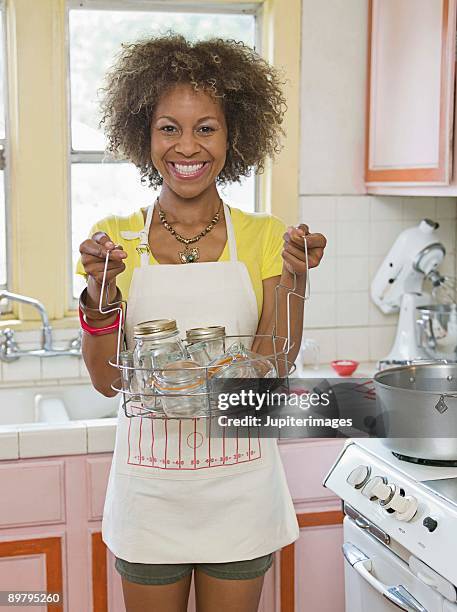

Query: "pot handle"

xmin=377 ymin=357 xmax=451 ymax=371
xmin=433 ymin=392 xmax=457 ymax=414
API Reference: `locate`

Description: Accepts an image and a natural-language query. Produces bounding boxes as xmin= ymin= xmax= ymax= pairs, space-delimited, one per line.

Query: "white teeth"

xmin=173 ymin=162 xmax=205 ymax=175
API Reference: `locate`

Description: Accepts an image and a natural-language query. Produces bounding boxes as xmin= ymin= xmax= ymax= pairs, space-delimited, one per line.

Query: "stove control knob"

xmin=423 ymin=517 xmax=438 ymax=532
xmin=389 ymin=491 xmax=418 ymax=522
xmin=346 ymin=465 xmax=371 ymax=489
xmin=361 ymin=476 xmax=391 ymax=502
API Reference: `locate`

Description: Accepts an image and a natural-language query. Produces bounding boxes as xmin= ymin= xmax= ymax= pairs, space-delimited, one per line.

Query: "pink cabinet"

xmin=366 ymin=0 xmax=457 ymax=195
xmin=0 ymin=440 xmax=344 ymax=612
xmin=0 ymin=536 xmax=64 ymax=612
xmin=278 ymin=440 xmax=345 ymax=612
xmin=0 ymin=455 xmax=111 ymax=612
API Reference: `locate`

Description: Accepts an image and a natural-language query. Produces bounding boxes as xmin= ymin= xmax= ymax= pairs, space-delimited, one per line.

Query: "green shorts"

xmin=114 ymin=553 xmax=273 ymax=585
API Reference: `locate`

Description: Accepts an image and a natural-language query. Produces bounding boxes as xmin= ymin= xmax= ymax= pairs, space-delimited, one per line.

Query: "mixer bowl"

xmin=416 ymin=304 xmax=457 ymax=360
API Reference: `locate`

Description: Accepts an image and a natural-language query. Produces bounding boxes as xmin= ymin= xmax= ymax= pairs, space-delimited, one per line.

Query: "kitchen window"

xmin=68 ymin=0 xmax=260 ymax=302
xmin=0 ymin=0 xmax=299 ymax=323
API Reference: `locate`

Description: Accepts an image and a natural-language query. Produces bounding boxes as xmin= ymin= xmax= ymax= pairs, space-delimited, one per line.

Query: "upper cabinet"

xmin=366 ymin=0 xmax=457 ymax=195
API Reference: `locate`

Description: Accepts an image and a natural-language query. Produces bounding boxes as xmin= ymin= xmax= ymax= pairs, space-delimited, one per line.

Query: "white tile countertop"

xmin=0 ymin=418 xmax=117 ymax=461
xmin=294 ymin=361 xmax=377 ymax=379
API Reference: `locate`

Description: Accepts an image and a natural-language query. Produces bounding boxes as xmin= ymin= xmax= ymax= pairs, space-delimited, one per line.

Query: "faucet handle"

xmin=1 ymin=327 xmax=16 ymax=342
xmin=68 ymin=328 xmax=82 ymax=352
xmin=0 ymin=327 xmax=19 ymax=361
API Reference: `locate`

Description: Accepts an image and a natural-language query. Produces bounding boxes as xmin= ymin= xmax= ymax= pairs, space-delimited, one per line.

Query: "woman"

xmin=77 ymin=34 xmax=326 ymax=612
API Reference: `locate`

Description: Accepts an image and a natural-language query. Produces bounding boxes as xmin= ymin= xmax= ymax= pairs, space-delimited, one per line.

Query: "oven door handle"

xmin=343 ymin=543 xmax=428 ymax=612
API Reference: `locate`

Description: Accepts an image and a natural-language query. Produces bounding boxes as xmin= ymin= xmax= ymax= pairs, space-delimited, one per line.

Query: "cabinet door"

xmin=0 ymin=536 xmax=64 ymax=612
xmin=296 ymin=523 xmax=344 ymax=612
xmin=279 ymin=512 xmax=344 ymax=612
xmin=366 ymin=0 xmax=457 ymax=185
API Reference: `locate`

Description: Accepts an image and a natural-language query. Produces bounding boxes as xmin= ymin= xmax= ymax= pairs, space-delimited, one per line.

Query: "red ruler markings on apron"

xmin=138 ymin=417 xmax=143 ymax=465
xmin=164 ymin=419 xmax=168 ymax=468
xmin=177 ymin=420 xmax=181 ymax=468
xmin=127 ymin=414 xmax=262 ymax=470
xmin=151 ymin=419 xmax=155 ymax=466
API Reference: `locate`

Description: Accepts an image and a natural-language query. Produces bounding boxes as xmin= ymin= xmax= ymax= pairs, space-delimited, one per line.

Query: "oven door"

xmin=343 ymin=517 xmax=444 ymax=612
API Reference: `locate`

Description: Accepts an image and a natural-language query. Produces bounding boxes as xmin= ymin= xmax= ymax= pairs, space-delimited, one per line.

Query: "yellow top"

xmin=76 ymin=205 xmax=287 ymax=319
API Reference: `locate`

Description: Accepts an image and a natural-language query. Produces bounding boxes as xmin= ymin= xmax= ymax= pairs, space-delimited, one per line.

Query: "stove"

xmin=422 ymin=479 xmax=457 ymax=508
xmin=324 ymin=439 xmax=457 ymax=611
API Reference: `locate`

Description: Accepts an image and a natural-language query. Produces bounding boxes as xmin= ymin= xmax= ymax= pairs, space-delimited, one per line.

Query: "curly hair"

xmin=99 ymin=32 xmax=288 ymax=188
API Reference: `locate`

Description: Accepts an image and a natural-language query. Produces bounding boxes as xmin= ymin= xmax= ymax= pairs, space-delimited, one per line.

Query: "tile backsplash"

xmin=0 ymin=327 xmax=89 ymax=386
xmin=300 ymin=195 xmax=457 ymax=363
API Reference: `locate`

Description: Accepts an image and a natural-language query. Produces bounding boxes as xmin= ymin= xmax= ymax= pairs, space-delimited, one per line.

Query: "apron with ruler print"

xmin=101 ymin=202 xmax=299 ymax=563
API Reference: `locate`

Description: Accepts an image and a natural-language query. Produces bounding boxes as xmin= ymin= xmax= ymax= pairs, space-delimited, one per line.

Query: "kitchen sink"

xmin=0 ymin=383 xmax=118 ymax=425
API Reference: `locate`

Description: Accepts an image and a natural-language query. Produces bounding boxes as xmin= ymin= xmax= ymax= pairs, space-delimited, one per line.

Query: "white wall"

xmin=300 ymin=195 xmax=456 ymax=362
xmin=299 ymin=0 xmax=457 ymax=363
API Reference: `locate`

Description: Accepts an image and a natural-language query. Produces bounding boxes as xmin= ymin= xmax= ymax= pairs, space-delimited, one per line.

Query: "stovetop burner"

xmin=392 ymin=451 xmax=457 ymax=468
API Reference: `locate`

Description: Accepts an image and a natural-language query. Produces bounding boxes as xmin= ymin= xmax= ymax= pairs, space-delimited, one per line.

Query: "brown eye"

xmin=160 ymin=125 xmax=178 ymax=134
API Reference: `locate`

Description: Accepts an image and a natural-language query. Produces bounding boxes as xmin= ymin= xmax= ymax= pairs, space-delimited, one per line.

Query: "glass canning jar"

xmin=133 ymin=319 xmax=186 ymax=412
xmin=186 ymin=326 xmax=226 ymax=366
xmin=119 ymin=350 xmax=140 ymax=401
xmin=208 ymin=341 xmax=277 ymax=379
xmin=153 ymin=360 xmax=208 ymax=417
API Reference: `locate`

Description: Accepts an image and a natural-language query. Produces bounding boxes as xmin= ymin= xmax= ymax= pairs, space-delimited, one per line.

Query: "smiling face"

xmin=150 ymin=84 xmax=228 ymax=199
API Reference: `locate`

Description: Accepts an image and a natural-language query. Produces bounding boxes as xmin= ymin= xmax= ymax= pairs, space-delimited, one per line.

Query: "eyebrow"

xmin=155 ymin=115 xmax=220 ymax=123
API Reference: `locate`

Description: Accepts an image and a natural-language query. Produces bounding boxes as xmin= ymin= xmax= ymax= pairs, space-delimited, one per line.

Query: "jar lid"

xmin=186 ymin=326 xmax=225 ymax=343
xmin=134 ymin=319 xmax=177 ymax=337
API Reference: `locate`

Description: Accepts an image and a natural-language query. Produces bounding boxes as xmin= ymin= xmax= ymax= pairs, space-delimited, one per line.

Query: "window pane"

xmin=219 ymin=174 xmax=255 ymax=214
xmin=70 ymin=7 xmax=258 ymax=301
xmin=69 ymin=9 xmax=256 ymax=151
xmin=72 ymin=163 xmax=255 ymax=298
xmin=72 ymin=162 xmax=156 ymax=298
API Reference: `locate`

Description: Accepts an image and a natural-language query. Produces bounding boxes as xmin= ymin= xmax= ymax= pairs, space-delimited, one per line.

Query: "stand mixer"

xmin=371 ymin=218 xmax=457 ymax=365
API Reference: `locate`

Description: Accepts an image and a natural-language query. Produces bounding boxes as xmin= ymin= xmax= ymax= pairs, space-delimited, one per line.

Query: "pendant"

xmin=178 ymin=245 xmax=200 ymax=264
xmin=136 ymin=243 xmax=151 ymax=255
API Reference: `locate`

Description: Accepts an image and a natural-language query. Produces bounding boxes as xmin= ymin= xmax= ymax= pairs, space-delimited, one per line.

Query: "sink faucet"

xmin=0 ymin=290 xmax=81 ymax=361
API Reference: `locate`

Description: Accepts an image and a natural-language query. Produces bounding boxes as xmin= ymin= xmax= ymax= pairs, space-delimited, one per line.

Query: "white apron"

xmin=102 ymin=202 xmax=299 ymax=563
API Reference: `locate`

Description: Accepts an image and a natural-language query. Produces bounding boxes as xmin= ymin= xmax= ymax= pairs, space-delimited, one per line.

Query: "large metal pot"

xmin=374 ymin=362 xmax=457 ymax=461
xmin=416 ymin=304 xmax=457 ymax=360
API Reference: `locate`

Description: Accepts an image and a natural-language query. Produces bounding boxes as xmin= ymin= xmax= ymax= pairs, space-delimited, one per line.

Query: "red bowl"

xmin=331 ymin=360 xmax=359 ymax=377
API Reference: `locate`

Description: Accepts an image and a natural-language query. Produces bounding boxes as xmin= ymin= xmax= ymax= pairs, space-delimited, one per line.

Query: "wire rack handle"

xmin=96 ymin=252 xmax=127 ymax=365
xmin=98 ymin=231 xmax=311 ymax=363
xmin=274 ymin=234 xmax=311 ymax=354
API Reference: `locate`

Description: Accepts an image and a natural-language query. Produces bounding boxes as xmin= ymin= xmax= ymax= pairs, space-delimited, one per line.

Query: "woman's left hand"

xmin=282 ymin=224 xmax=327 ymax=275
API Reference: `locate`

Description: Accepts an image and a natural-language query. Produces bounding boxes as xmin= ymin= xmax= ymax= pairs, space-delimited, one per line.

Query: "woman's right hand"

xmin=79 ymin=232 xmax=128 ymax=299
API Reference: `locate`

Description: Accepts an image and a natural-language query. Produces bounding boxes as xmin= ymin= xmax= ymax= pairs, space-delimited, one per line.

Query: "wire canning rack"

xmin=94 ymin=238 xmax=311 ymax=419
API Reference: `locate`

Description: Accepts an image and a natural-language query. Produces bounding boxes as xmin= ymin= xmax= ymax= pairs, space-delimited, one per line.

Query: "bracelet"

xmin=79 ymin=286 xmax=122 ymax=321
xmin=79 ymin=305 xmax=121 ymax=336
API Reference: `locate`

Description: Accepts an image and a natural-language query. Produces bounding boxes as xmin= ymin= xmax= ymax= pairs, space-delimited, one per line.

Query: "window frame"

xmin=66 ymin=0 xmax=263 ymax=310
xmin=0 ymin=0 xmax=11 ymax=297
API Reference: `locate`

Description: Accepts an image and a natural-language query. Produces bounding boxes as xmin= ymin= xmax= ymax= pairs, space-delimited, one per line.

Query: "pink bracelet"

xmin=79 ymin=305 xmax=121 ymax=336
